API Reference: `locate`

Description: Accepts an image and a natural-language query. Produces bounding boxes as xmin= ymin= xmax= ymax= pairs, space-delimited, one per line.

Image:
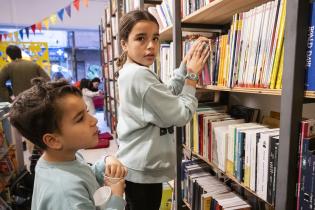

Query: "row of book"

xmin=184 ymin=105 xmax=280 ymax=204
xmin=148 ymin=0 xmax=173 ymax=31
xmin=296 ymin=119 xmax=315 ymax=210
xmin=180 ymin=0 xmax=286 ymax=89
xmin=182 ymin=159 xmax=251 ymax=210
xmin=181 ymin=0 xmax=214 ymax=18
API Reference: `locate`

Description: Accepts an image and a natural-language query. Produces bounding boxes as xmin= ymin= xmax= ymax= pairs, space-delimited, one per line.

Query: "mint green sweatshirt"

xmin=116 ymin=62 xmax=198 ymax=183
xmin=31 ymin=153 xmax=125 ymax=210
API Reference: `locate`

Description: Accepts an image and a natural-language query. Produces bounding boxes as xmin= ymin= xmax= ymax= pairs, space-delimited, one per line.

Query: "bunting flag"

xmin=19 ymin=29 xmax=24 ymax=40
xmin=43 ymin=18 xmax=50 ymax=30
xmin=36 ymin=22 xmax=42 ymax=32
xmin=58 ymin=8 xmax=64 ymax=21
xmin=65 ymin=4 xmax=71 ymax=17
xmin=8 ymin=33 xmax=13 ymax=40
xmin=4 ymin=34 xmax=8 ymax=40
xmin=31 ymin=24 xmax=36 ymax=34
xmin=14 ymin=32 xmax=19 ymax=41
xmin=83 ymin=0 xmax=89 ymax=7
xmin=25 ymin=27 xmax=30 ymax=38
xmin=0 ymin=34 xmax=2 ymax=42
xmin=73 ymin=0 xmax=80 ymax=11
xmin=50 ymin=14 xmax=58 ymax=25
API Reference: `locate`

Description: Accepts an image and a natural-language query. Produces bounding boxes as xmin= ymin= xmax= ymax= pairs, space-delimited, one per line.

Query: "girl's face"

xmin=121 ymin=20 xmax=159 ymax=67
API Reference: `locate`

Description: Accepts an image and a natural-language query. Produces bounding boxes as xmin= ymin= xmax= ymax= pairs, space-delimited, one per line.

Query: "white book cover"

xmin=212 ymin=119 xmax=244 ymax=171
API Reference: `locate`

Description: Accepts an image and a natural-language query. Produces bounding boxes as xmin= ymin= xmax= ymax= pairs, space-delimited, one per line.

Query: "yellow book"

xmin=275 ymin=46 xmax=284 ymax=89
xmin=218 ymin=36 xmax=224 ymax=86
xmin=269 ymin=0 xmax=286 ymax=89
xmin=193 ymin=113 xmax=198 ymax=153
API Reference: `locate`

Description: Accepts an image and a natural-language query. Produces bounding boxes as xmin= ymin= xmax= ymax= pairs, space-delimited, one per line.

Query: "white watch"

xmin=185 ymin=72 xmax=199 ymax=81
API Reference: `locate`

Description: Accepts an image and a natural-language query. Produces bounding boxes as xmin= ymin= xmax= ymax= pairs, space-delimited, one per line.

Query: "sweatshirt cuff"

xmin=178 ymin=62 xmax=187 ymax=76
xmin=105 ymin=195 xmax=126 ymax=210
xmin=182 ymin=85 xmax=196 ymax=96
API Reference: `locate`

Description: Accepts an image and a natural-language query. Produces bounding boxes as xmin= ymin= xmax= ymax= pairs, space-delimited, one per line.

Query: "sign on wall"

xmin=0 ymin=42 xmax=51 ymax=75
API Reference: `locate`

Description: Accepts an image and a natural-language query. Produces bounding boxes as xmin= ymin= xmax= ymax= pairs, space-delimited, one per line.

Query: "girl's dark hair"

xmin=116 ymin=10 xmax=159 ymax=69
xmin=10 ymin=78 xmax=82 ymax=149
xmin=79 ymin=78 xmax=90 ymax=90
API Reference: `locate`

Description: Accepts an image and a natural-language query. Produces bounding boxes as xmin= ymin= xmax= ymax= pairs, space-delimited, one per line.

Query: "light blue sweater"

xmin=31 ymin=153 xmax=125 ymax=210
xmin=116 ymin=62 xmax=198 ymax=183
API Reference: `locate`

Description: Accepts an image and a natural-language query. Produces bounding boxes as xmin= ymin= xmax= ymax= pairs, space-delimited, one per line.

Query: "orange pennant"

xmin=43 ymin=18 xmax=50 ymax=30
xmin=73 ymin=0 xmax=80 ymax=11
xmin=36 ymin=22 xmax=42 ymax=31
xmin=8 ymin=33 xmax=13 ymax=40
xmin=83 ymin=0 xmax=89 ymax=7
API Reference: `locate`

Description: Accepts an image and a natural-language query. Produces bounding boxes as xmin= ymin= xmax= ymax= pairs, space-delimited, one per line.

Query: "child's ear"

xmin=42 ymin=133 xmax=63 ymax=150
xmin=120 ymin=40 xmax=127 ymax=51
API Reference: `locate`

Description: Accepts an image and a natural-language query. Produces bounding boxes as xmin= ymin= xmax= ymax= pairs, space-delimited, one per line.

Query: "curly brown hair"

xmin=10 ymin=78 xmax=82 ymax=149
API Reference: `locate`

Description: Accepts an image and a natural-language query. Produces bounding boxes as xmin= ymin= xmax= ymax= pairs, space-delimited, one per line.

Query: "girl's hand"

xmin=105 ymin=156 xmax=128 ymax=178
xmin=186 ymin=39 xmax=210 ymax=74
xmin=183 ymin=37 xmax=209 ymax=64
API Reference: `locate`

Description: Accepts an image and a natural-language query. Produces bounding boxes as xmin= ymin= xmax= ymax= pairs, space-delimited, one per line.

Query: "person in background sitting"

xmin=89 ymin=77 xmax=101 ymax=92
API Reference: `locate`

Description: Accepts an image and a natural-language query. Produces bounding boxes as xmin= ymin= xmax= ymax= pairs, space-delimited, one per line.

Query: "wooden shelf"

xmin=183 ymin=144 xmax=274 ymax=208
xmin=159 ymin=26 xmax=172 ymax=41
xmin=197 ymin=85 xmax=281 ymax=95
xmin=182 ymin=0 xmax=269 ymax=24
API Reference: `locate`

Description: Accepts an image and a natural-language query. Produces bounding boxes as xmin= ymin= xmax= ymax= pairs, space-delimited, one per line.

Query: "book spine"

xmin=305 ymin=2 xmax=315 ymax=91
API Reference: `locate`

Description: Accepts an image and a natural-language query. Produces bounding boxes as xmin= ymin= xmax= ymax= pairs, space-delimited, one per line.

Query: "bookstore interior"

xmin=1 ymin=0 xmax=315 ymax=209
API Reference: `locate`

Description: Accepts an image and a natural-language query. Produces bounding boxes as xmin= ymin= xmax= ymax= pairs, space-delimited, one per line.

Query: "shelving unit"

xmin=169 ymin=1 xmax=310 ymax=210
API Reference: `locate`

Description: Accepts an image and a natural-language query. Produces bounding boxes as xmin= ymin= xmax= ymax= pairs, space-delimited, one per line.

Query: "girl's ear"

xmin=121 ymin=40 xmax=127 ymax=52
xmin=42 ymin=133 xmax=63 ymax=150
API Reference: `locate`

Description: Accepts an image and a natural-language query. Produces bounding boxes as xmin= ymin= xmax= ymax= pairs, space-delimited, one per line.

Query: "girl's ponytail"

xmin=116 ymin=51 xmax=127 ymax=69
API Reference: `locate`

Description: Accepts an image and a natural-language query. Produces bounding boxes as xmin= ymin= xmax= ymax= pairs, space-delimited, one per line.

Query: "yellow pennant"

xmin=14 ymin=31 xmax=19 ymax=42
xmin=50 ymin=14 xmax=58 ymax=25
xmin=43 ymin=18 xmax=50 ymax=30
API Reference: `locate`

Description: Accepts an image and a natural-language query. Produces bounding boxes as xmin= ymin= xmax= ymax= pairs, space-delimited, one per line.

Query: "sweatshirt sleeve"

xmin=165 ymin=62 xmax=187 ymax=95
xmin=83 ymin=88 xmax=101 ymax=97
xmin=142 ymin=80 xmax=198 ymax=128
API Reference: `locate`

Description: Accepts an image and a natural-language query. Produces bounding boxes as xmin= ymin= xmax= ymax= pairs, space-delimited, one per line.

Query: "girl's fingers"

xmin=202 ymin=51 xmax=210 ymax=64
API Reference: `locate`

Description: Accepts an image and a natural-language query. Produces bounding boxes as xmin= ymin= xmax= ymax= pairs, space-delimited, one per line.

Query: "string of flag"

xmin=0 ymin=0 xmax=89 ymax=42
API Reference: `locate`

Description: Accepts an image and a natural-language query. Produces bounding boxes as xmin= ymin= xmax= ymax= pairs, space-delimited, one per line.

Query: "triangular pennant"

xmin=73 ymin=0 xmax=80 ymax=11
xmin=65 ymin=5 xmax=71 ymax=17
xmin=25 ymin=27 xmax=30 ymax=38
xmin=83 ymin=0 xmax=89 ymax=7
xmin=19 ymin=29 xmax=24 ymax=40
xmin=43 ymin=18 xmax=50 ymax=30
xmin=8 ymin=33 xmax=13 ymax=40
xmin=0 ymin=34 xmax=2 ymax=42
xmin=36 ymin=22 xmax=42 ymax=32
xmin=4 ymin=34 xmax=8 ymax=40
xmin=58 ymin=8 xmax=64 ymax=21
xmin=14 ymin=31 xmax=19 ymax=41
xmin=50 ymin=14 xmax=58 ymax=25
xmin=31 ymin=24 xmax=36 ymax=34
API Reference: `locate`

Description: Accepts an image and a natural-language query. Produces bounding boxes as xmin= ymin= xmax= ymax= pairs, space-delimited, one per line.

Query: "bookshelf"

xmin=100 ymin=0 xmax=123 ymax=135
xmin=169 ymin=1 xmax=310 ymax=210
xmin=0 ymin=103 xmax=24 ymax=207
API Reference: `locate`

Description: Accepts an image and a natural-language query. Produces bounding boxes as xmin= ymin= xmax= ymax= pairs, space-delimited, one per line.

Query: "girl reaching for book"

xmin=113 ymin=10 xmax=210 ymax=210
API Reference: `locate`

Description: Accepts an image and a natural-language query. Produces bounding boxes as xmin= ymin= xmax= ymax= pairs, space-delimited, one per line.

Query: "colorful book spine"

xmin=305 ymin=1 xmax=315 ymax=91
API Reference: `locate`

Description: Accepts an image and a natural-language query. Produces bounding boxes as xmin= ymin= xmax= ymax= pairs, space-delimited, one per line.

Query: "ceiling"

xmin=0 ymin=0 xmax=109 ymax=31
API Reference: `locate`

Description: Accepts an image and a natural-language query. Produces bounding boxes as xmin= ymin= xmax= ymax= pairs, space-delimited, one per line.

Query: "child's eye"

xmin=153 ymin=37 xmax=159 ymax=42
xmin=76 ymin=116 xmax=84 ymax=123
xmin=136 ymin=37 xmax=145 ymax=41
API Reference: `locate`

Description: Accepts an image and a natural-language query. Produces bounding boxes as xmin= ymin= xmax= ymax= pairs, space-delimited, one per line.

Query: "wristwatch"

xmin=185 ymin=72 xmax=199 ymax=81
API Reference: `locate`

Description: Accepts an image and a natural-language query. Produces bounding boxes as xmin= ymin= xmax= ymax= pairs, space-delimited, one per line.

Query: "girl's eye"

xmin=76 ymin=116 xmax=84 ymax=123
xmin=136 ymin=37 xmax=145 ymax=41
xmin=153 ymin=37 xmax=159 ymax=41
